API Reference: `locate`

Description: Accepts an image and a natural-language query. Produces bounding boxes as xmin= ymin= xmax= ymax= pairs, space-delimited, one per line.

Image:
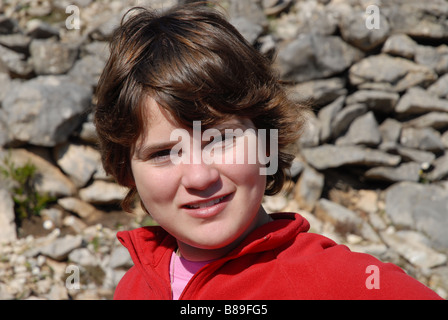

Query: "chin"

xmin=185 ymin=226 xmax=244 ymax=250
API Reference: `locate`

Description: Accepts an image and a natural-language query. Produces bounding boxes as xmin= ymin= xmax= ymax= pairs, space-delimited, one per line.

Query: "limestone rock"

xmin=339 ymin=8 xmax=390 ymax=51
xmin=365 ymin=162 xmax=422 ymax=182
xmin=0 ymin=188 xmax=17 ymax=243
xmin=54 ymin=143 xmax=101 ymax=188
xmin=29 ymin=39 xmax=79 ymax=75
xmin=380 ymin=229 xmax=447 ymax=269
xmin=349 ymin=54 xmax=437 ymax=92
xmin=1 ymin=75 xmax=91 ymax=147
xmin=294 ymin=165 xmax=324 ymax=212
xmin=277 ymin=34 xmax=364 ymax=82
xmin=384 ymin=182 xmax=448 ymax=250
xmin=301 ymin=145 xmax=401 ymax=170
xmin=381 ymin=34 xmax=418 ymax=59
xmin=395 ymin=87 xmax=448 ymax=115
xmin=400 ymin=127 xmax=445 ymax=152
xmin=1 ymin=148 xmax=77 ymax=198
xmin=79 ymin=180 xmax=127 ymax=205
xmin=39 ymin=235 xmax=83 ymax=261
xmin=335 ymin=111 xmax=381 ymax=147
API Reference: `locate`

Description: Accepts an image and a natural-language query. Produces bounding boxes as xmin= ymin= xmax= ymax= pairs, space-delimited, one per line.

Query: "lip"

xmin=181 ymin=193 xmax=233 ymax=219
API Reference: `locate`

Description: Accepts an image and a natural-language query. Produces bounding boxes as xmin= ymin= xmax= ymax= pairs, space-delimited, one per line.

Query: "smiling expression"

xmin=131 ymin=97 xmax=269 ymax=260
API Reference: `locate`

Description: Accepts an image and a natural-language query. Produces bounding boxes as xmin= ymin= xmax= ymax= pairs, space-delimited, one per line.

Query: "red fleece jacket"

xmin=114 ymin=213 xmax=442 ymax=300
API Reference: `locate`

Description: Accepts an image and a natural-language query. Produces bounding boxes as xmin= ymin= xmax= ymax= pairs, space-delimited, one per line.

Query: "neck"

xmin=176 ymin=206 xmax=272 ymax=262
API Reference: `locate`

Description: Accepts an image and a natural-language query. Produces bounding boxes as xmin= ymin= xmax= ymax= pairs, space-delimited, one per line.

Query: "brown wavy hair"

xmin=94 ymin=3 xmax=308 ymax=212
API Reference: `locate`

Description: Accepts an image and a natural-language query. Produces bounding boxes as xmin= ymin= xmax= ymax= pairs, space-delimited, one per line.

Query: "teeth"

xmin=186 ymin=196 xmax=224 ymax=209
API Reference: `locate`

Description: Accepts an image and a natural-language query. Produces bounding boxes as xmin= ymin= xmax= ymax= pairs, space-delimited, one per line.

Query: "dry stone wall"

xmin=0 ymin=0 xmax=447 ymax=299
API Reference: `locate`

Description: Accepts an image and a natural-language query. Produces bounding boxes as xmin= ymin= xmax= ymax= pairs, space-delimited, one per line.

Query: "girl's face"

xmin=131 ymin=98 xmax=269 ymax=261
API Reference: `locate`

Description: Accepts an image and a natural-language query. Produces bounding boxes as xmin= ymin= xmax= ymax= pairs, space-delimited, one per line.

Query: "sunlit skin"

xmin=131 ymin=97 xmax=272 ymax=261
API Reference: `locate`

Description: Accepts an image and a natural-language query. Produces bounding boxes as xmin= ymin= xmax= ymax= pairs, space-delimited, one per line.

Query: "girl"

xmin=94 ymin=3 xmax=441 ymax=299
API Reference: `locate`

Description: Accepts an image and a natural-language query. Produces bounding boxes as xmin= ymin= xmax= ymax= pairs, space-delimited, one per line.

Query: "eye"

xmin=147 ymin=149 xmax=172 ymax=165
xmin=207 ymin=133 xmax=235 ymax=149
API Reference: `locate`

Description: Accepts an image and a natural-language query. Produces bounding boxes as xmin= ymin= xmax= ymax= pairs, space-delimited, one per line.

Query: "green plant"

xmin=0 ymin=153 xmax=55 ymax=222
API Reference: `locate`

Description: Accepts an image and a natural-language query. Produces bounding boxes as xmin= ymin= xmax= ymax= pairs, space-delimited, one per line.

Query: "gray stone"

xmin=296 ymin=113 xmax=321 ymax=148
xmin=400 ymin=127 xmax=445 ymax=152
xmin=0 ymin=188 xmax=17 ymax=243
xmin=25 ymin=19 xmax=59 ymax=39
xmin=228 ymin=0 xmax=268 ymax=29
xmin=277 ymin=34 xmax=364 ymax=82
xmin=39 ymin=235 xmax=83 ymax=261
xmin=380 ymin=229 xmax=447 ymax=269
xmin=427 ymin=154 xmax=448 ymax=181
xmin=1 ymin=75 xmax=91 ymax=147
xmin=349 ymin=54 xmax=437 ymax=92
xmin=335 ymin=111 xmax=381 ymax=147
xmin=109 ymin=246 xmax=133 ymax=269
xmin=339 ymin=9 xmax=390 ymax=51
xmin=63 ymin=215 xmax=88 ymax=233
xmin=379 ymin=118 xmax=402 ymax=147
xmin=79 ymin=180 xmax=126 ymax=205
xmin=396 ymin=147 xmax=436 ymax=165
xmin=315 ymin=198 xmax=380 ymax=242
xmin=230 ymin=17 xmax=263 ymax=45
xmin=68 ymin=54 xmax=106 ymax=88
xmin=68 ymin=248 xmax=98 ymax=267
xmin=82 ymin=41 xmax=110 ymax=62
xmin=443 ymin=131 xmax=448 ymax=149
xmin=427 ymin=73 xmax=448 ymax=98
xmin=294 ymin=165 xmax=324 ymax=212
xmin=262 ymin=0 xmax=292 ymax=16
xmin=384 ymin=181 xmax=448 ymax=250
xmin=383 ymin=0 xmax=448 ymax=40
xmin=404 ymin=112 xmax=448 ymax=130
xmin=381 ymin=34 xmax=418 ymax=59
xmin=53 ymin=143 xmax=101 ymax=188
xmin=318 ymin=96 xmax=345 ymax=142
xmin=345 ymin=90 xmax=399 ymax=114
xmin=330 ymin=103 xmax=368 ymax=139
xmin=415 ymin=44 xmax=448 ymax=75
xmin=30 ymin=39 xmax=79 ymax=75
xmin=288 ymin=77 xmax=347 ymax=108
xmin=0 ymin=44 xmax=33 ymax=77
xmin=290 ymin=0 xmax=337 ymax=36
xmin=430 ymin=266 xmax=448 ymax=298
xmin=287 ymin=158 xmax=305 ymax=178
xmin=57 ymin=197 xmax=100 ymax=221
xmin=365 ymin=162 xmax=421 ymax=182
xmin=1 ymin=148 xmax=77 ymax=198
xmin=301 ymin=144 xmax=401 ymax=170
xmin=78 ymin=120 xmax=99 ymax=144
xmin=0 ymin=72 xmax=11 ymax=102
xmin=0 ymin=34 xmax=32 ymax=54
xmin=395 ymin=87 xmax=448 ymax=115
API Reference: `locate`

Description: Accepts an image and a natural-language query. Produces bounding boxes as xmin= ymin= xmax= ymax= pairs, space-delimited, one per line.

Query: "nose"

xmin=180 ymin=162 xmax=220 ymax=191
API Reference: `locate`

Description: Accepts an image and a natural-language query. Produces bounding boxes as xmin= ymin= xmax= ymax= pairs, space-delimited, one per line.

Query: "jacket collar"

xmin=117 ymin=212 xmax=310 ymax=269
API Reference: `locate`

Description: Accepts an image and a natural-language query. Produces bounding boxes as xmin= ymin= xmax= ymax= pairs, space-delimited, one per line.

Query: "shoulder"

xmin=113 ymin=265 xmax=149 ymax=300
xmin=275 ymin=232 xmax=442 ymax=299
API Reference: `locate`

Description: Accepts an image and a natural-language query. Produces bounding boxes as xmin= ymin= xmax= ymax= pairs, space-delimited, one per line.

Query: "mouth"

xmin=182 ymin=194 xmax=229 ymax=210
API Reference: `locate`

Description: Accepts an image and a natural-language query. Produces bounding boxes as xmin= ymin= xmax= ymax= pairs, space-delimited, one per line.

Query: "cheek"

xmin=226 ymin=162 xmax=267 ymax=193
xmin=131 ymin=163 xmax=176 ymax=208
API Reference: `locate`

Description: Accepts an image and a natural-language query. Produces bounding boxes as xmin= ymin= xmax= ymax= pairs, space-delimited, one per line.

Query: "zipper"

xmin=177 ymin=234 xmax=271 ymax=299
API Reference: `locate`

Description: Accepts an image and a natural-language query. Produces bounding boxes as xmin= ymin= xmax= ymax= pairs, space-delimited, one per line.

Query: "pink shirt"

xmin=169 ymin=251 xmax=213 ymax=300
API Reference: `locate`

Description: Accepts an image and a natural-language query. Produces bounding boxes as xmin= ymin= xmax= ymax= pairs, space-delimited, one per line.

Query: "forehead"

xmin=136 ymin=96 xmax=253 ymax=145
xmin=141 ymin=95 xmax=251 ymax=132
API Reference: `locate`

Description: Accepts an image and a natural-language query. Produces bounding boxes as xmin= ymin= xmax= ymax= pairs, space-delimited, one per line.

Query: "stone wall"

xmin=0 ymin=0 xmax=447 ymax=299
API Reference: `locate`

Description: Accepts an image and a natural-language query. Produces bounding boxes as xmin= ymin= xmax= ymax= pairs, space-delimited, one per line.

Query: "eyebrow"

xmin=134 ymin=141 xmax=178 ymax=160
xmin=134 ymin=119 xmax=251 ymax=159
